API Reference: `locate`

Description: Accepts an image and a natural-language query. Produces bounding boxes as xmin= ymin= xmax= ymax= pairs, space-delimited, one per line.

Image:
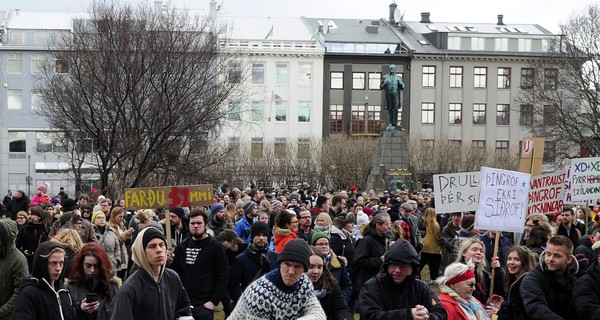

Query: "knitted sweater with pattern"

xmin=228 ymin=268 xmax=326 ymax=320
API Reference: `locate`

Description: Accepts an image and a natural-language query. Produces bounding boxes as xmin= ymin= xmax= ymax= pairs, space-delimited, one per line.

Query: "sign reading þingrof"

xmin=527 ymin=171 xmax=565 ymax=216
xmin=124 ymin=185 xmax=213 ymax=210
xmin=433 ymin=171 xmax=480 ymax=213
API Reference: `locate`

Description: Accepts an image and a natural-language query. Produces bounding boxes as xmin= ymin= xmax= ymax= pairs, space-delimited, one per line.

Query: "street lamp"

xmin=26 ymin=155 xmax=31 ymax=197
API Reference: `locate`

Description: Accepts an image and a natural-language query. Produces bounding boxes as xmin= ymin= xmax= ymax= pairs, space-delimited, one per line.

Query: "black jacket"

xmin=6 ymin=196 xmax=28 ymax=221
xmin=353 ymin=229 xmax=387 ymax=295
xmin=67 ymin=277 xmax=119 ymax=320
xmin=497 ymin=273 xmax=527 ymax=320
xmin=330 ymin=226 xmax=356 ymax=274
xmin=15 ymin=222 xmax=50 ymax=270
xmin=318 ymin=283 xmax=353 ymax=320
xmin=358 ymin=240 xmax=446 ymax=320
xmin=13 ymin=276 xmax=74 ymax=320
xmin=573 ymin=262 xmax=600 ymax=318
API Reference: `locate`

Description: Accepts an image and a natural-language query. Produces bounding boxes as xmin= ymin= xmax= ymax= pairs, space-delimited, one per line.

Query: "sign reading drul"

xmin=124 ymin=185 xmax=213 ymax=210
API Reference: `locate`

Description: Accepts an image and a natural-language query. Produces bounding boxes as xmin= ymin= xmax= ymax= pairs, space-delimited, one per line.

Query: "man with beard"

xmin=208 ymin=204 xmax=232 ymax=236
xmin=165 ymin=208 xmax=190 ymax=248
xmin=171 ymin=209 xmax=228 ymax=320
xmin=6 ymin=190 xmax=28 ymax=221
xmin=228 ymin=222 xmax=278 ymax=305
xmin=16 ymin=206 xmax=50 ymax=271
xmin=234 ymin=201 xmax=258 ymax=243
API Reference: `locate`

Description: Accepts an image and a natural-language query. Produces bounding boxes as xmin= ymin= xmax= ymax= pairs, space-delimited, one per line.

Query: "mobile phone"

xmin=86 ymin=293 xmax=98 ymax=303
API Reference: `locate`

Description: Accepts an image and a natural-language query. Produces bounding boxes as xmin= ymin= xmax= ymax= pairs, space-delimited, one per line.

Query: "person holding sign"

xmin=455 ymin=238 xmax=504 ymax=304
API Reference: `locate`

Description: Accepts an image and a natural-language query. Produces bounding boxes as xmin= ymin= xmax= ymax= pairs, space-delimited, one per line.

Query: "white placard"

xmin=475 ymin=167 xmax=530 ymax=232
xmin=433 ymin=171 xmax=480 ymax=213
xmin=568 ymin=157 xmax=600 ymax=202
xmin=527 ymin=171 xmax=565 ymax=216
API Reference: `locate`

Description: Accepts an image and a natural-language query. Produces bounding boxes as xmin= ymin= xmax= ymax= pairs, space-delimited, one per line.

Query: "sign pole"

xmin=488 ymin=231 xmax=501 ymax=303
xmin=165 ymin=209 xmax=172 ymax=251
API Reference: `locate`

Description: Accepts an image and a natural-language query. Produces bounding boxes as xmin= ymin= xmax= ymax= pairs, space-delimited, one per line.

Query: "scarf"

xmin=440 ymin=285 xmax=490 ymax=320
xmin=246 ymin=243 xmax=272 ymax=280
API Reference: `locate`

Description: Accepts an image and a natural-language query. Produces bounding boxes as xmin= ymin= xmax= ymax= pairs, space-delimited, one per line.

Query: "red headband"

xmin=446 ymin=268 xmax=475 ymax=285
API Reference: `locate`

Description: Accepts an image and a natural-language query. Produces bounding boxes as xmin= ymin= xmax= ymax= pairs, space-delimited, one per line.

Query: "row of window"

xmin=418 ymin=66 xmax=557 ymax=89
xmin=7 ymin=90 xmax=44 ymax=110
xmin=7 ymin=53 xmax=69 ymax=75
xmin=227 ymin=137 xmax=311 ymax=159
xmin=228 ymin=100 xmax=311 ymax=123
xmin=330 ymin=72 xmax=382 ymax=90
xmin=419 ymin=103 xmax=510 ymax=125
xmin=228 ymin=62 xmax=313 ymax=86
xmin=446 ymin=36 xmax=549 ymax=52
xmin=8 ymin=131 xmax=95 ymax=154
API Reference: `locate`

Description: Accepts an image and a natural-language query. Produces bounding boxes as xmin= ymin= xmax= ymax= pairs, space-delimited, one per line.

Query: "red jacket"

xmin=438 ymin=292 xmax=486 ymax=320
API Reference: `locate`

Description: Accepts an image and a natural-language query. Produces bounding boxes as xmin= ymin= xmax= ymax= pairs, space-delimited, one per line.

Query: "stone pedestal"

xmin=365 ymin=130 xmax=415 ymax=191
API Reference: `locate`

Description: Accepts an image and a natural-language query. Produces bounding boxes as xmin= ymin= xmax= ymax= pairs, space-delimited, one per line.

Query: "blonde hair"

xmin=455 ymin=238 xmax=487 ymax=284
xmin=54 ymin=228 xmax=84 ymax=252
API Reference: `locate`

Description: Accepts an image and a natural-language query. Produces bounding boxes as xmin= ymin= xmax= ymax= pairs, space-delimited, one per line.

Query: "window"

xmin=8 ymin=54 xmax=22 ymax=74
xmin=251 ymin=63 xmax=265 ymax=84
xmin=543 ymin=141 xmax=557 ymax=163
xmin=471 ymin=37 xmax=485 ymax=50
xmin=31 ymin=54 xmax=46 ymax=74
xmin=495 ymin=38 xmax=508 ymax=51
xmin=298 ymin=138 xmax=310 ymax=159
xmin=228 ymin=137 xmax=240 ymax=158
xmin=544 ymin=68 xmax=558 ymax=90
xmin=274 ymin=137 xmax=287 ymax=158
xmin=519 ymin=105 xmax=533 ymax=125
xmin=7 ymin=90 xmax=22 ymax=110
xmin=352 ymin=72 xmax=366 ymax=90
xmin=472 ymin=140 xmax=486 ymax=149
xmin=298 ymin=101 xmax=311 ymax=122
xmin=368 ymin=72 xmax=381 ymax=90
xmin=543 ymin=105 xmax=557 ymax=126
xmin=495 ymin=140 xmax=509 ymax=156
xmin=330 ymin=105 xmax=344 ymax=134
xmin=9 ymin=31 xmax=25 ymax=45
xmin=251 ymin=101 xmax=264 ymax=122
xmin=422 ymin=66 xmax=436 ymax=87
xmin=521 ymin=68 xmax=534 ymax=89
xmin=496 ymin=104 xmax=510 ymax=125
xmin=76 ymin=132 xmax=97 ymax=153
xmin=331 ymin=72 xmax=344 ymax=89
xmin=518 ymin=38 xmax=532 ymax=52
xmin=31 ymin=92 xmax=44 ymax=110
xmin=228 ymin=101 xmax=241 ymax=121
xmin=474 ymin=67 xmax=487 ymax=88
xmin=276 ymin=63 xmax=288 ymax=84
xmin=298 ymin=63 xmax=312 ymax=86
xmin=473 ymin=103 xmax=486 ymax=124
xmin=275 ymin=100 xmax=287 ymax=121
xmin=36 ymin=132 xmax=66 ymax=153
xmin=421 ymin=103 xmax=435 ymax=124
xmin=449 ymin=67 xmax=463 ymax=88
xmin=449 ymin=103 xmax=462 ymax=124
xmin=497 ymin=67 xmax=511 ymax=89
xmin=448 ymin=37 xmax=461 ymax=50
xmin=9 ymin=132 xmax=26 ymax=153
xmin=251 ymin=137 xmax=263 ymax=158
xmin=227 ymin=62 xmax=241 ymax=83
xmin=55 ymin=57 xmax=68 ymax=73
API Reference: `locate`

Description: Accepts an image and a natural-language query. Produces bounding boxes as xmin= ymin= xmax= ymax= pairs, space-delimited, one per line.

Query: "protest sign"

xmin=568 ymin=157 xmax=600 ymax=202
xmin=433 ymin=171 xmax=480 ymax=213
xmin=124 ymin=184 xmax=213 ymax=210
xmin=475 ymin=167 xmax=530 ymax=232
xmin=527 ymin=171 xmax=565 ymax=216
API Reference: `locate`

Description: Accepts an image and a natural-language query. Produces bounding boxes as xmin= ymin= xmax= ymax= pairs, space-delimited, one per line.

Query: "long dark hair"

xmin=503 ymin=245 xmax=536 ymax=293
xmin=308 ymin=246 xmax=336 ymax=293
xmin=69 ymin=243 xmax=114 ymax=301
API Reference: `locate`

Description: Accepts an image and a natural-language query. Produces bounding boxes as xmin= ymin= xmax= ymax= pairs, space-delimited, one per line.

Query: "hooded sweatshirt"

xmin=0 ymin=219 xmax=28 ymax=320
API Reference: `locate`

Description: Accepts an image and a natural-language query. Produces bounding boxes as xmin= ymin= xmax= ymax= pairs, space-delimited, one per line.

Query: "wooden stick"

xmin=488 ymin=231 xmax=501 ymax=303
xmin=165 ymin=209 xmax=172 ymax=251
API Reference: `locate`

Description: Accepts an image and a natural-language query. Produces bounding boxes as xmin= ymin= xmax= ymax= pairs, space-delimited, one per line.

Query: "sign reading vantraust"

xmin=527 ymin=171 xmax=565 ymax=216
xmin=124 ymin=185 xmax=213 ymax=210
xmin=476 ymin=167 xmax=530 ymax=233
xmin=569 ymin=157 xmax=600 ymax=202
xmin=433 ymin=172 xmax=480 ymax=213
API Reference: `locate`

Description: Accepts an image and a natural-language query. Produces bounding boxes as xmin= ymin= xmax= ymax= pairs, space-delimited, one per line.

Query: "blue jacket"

xmin=234 ymin=216 xmax=253 ymax=243
xmin=228 ymin=248 xmax=278 ymax=302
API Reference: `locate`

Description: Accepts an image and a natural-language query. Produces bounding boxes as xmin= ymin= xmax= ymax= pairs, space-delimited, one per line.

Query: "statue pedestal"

xmin=365 ymin=130 xmax=415 ymax=191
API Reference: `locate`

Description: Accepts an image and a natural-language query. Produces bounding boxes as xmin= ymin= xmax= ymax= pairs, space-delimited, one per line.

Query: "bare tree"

xmin=519 ymin=4 xmax=600 ymax=159
xmin=36 ymin=1 xmax=244 ymax=198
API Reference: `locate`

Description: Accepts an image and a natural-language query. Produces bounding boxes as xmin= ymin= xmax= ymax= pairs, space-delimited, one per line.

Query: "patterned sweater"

xmin=228 ymin=268 xmax=326 ymax=320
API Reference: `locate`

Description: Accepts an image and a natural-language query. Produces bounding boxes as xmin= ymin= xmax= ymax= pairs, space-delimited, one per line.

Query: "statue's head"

xmin=389 ymin=64 xmax=397 ymax=73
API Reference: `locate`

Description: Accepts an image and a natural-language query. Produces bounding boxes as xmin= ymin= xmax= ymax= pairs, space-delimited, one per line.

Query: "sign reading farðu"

xmin=124 ymin=185 xmax=213 ymax=210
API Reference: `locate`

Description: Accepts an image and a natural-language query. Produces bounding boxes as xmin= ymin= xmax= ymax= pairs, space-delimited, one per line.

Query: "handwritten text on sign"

xmin=124 ymin=185 xmax=213 ymax=210
xmin=433 ymin=172 xmax=480 ymax=213
xmin=569 ymin=157 xmax=600 ymax=202
xmin=476 ymin=167 xmax=530 ymax=233
xmin=527 ymin=171 xmax=565 ymax=215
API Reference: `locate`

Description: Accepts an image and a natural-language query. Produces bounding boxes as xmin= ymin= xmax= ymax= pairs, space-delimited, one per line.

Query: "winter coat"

xmin=13 ymin=276 xmax=74 ymax=320
xmin=520 ymin=250 xmax=578 ymax=320
xmin=573 ymin=262 xmax=600 ymax=318
xmin=440 ymin=223 xmax=461 ymax=271
xmin=497 ymin=273 xmax=528 ymax=320
xmin=0 ymin=219 xmax=28 ymax=320
xmin=438 ymin=293 xmax=476 ymax=320
xmin=318 ymin=283 xmax=353 ymax=320
xmin=273 ymin=227 xmax=298 ymax=253
xmin=327 ymin=253 xmax=352 ymax=304
xmin=6 ymin=196 xmax=28 ymax=221
xmin=93 ymin=225 xmax=121 ymax=274
xmin=353 ymin=229 xmax=387 ymax=296
xmin=556 ymin=224 xmax=581 ymax=247
xmin=228 ymin=247 xmax=278 ymax=303
xmin=207 ymin=216 xmax=232 ymax=237
xmin=67 ymin=276 xmax=120 ymax=320
xmin=358 ymin=239 xmax=446 ymax=320
xmin=29 ymin=194 xmax=51 ymax=207
xmin=234 ymin=215 xmax=253 ymax=243
xmin=329 ymin=226 xmax=356 ymax=274
xmin=422 ymin=220 xmax=441 ymax=254
xmin=16 ymin=221 xmax=50 ymax=271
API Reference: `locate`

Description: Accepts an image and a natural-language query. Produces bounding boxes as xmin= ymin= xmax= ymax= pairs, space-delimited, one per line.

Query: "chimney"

xmin=15 ymin=8 xmax=21 ymax=16
xmin=389 ymin=2 xmax=398 ymax=24
xmin=420 ymin=12 xmax=431 ymax=23
xmin=497 ymin=14 xmax=504 ymax=25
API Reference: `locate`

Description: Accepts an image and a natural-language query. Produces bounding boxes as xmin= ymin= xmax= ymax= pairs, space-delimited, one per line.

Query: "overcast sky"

xmin=3 ymin=0 xmax=596 ymax=33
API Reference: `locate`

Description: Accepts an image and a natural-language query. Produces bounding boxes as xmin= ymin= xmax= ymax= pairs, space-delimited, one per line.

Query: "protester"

xmin=54 ymin=227 xmax=85 ymax=278
xmin=573 ymin=240 xmax=600 ymax=317
xmin=16 ymin=206 xmax=50 ymax=271
xmin=0 ymin=218 xmax=28 ymax=320
xmin=109 ymin=227 xmax=192 ymax=319
xmin=557 ymin=208 xmax=581 ymax=247
xmin=353 ymin=213 xmax=391 ymax=300
xmin=92 ymin=211 xmax=121 ymax=275
xmin=234 ymin=201 xmax=258 ymax=243
xmin=107 ymin=207 xmax=133 ymax=280
xmin=6 ymin=190 xmax=28 ymax=221
xmin=208 ymin=204 xmax=232 ymax=237
xmin=273 ymin=210 xmax=299 ymax=253
xmin=455 ymin=238 xmax=504 ymax=303
xmin=228 ymin=239 xmax=326 ymax=319
xmin=440 ymin=212 xmax=462 ymax=273
xmin=311 ymin=230 xmax=353 ymax=304
xmin=437 ymin=262 xmax=489 ymax=320
xmin=420 ymin=207 xmax=442 ymax=280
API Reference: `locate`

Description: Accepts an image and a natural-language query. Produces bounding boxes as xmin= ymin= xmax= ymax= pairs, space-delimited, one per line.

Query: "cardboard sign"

xmin=476 ymin=167 xmax=530 ymax=232
xmin=568 ymin=157 xmax=600 ymax=202
xmin=527 ymin=171 xmax=565 ymax=215
xmin=124 ymin=184 xmax=213 ymax=210
xmin=433 ymin=172 xmax=480 ymax=213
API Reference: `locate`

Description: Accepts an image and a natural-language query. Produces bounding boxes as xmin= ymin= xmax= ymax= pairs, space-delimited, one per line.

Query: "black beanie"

xmin=142 ymin=227 xmax=166 ymax=249
xmin=251 ymin=221 xmax=270 ymax=239
xmin=277 ymin=239 xmax=311 ymax=271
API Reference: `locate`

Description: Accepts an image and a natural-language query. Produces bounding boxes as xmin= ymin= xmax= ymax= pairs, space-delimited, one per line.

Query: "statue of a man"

xmin=380 ymin=64 xmax=405 ymax=128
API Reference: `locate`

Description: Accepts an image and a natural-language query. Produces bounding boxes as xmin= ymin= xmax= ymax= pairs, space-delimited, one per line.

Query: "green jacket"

xmin=0 ymin=218 xmax=28 ymax=320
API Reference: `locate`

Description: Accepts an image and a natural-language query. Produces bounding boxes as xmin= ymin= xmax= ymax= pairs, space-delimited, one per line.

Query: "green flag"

xmin=311 ymin=26 xmax=319 ymax=40
xmin=217 ymin=23 xmax=227 ymax=35
xmin=264 ymin=24 xmax=273 ymax=40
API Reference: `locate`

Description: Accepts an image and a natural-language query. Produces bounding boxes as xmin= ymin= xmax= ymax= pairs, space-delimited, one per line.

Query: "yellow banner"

xmin=124 ymin=184 xmax=213 ymax=210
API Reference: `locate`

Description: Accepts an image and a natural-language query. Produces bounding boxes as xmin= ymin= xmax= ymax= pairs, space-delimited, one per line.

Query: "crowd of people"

xmin=1 ymin=182 xmax=600 ymax=319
